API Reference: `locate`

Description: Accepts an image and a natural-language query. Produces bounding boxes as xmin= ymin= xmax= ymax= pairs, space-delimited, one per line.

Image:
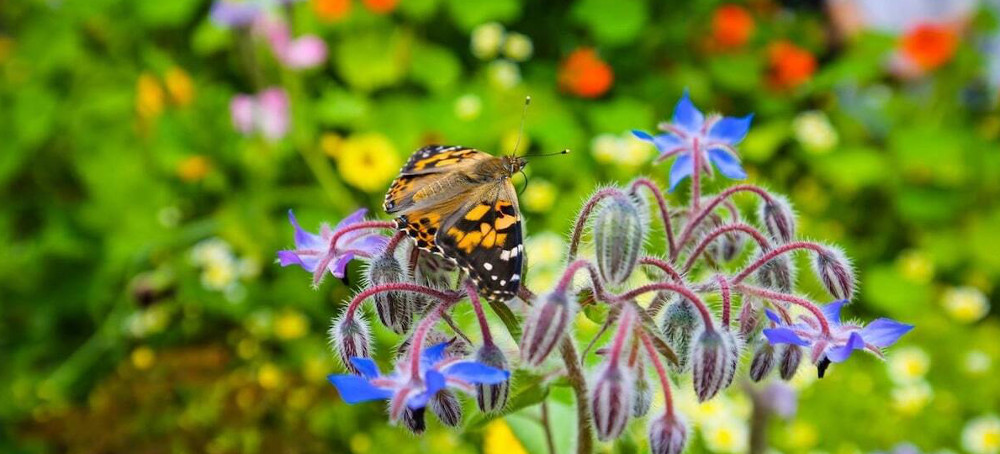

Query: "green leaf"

xmin=191 ymin=19 xmax=233 ymax=56
xmin=464 ymin=370 xmax=547 ymax=430
xmin=585 ymin=97 xmax=654 ymax=134
xmin=445 ymin=0 xmax=521 ymax=32
xmin=409 ymin=42 xmax=462 ymax=93
xmin=333 ymin=30 xmax=411 ymax=92
xmin=134 ymin=0 xmax=201 ymax=27
xmin=488 ymin=299 xmax=522 ymax=340
xmin=571 ymin=0 xmax=647 ymax=46
xmin=582 ymin=302 xmax=609 ymax=325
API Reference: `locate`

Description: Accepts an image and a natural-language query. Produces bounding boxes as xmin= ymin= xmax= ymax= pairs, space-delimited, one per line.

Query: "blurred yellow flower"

xmin=320 ymin=132 xmax=344 ymax=158
xmin=350 ymin=433 xmax=372 ymax=454
xmin=702 ymin=418 xmax=749 ymax=453
xmin=274 ymin=310 xmax=309 ymax=340
xmin=201 ymin=260 xmax=236 ymax=291
xmin=897 ymin=249 xmax=934 ymax=284
xmin=165 ymin=67 xmax=194 ymax=107
xmin=336 ymin=133 xmax=401 ymax=192
xmin=257 ymin=363 xmax=283 ymax=389
xmin=888 ymin=346 xmax=930 ymax=384
xmin=942 ymin=286 xmax=990 ymax=323
xmin=487 ymin=60 xmax=521 ymax=90
xmin=136 ymin=73 xmax=165 ymax=119
xmin=454 ymin=94 xmax=483 ymax=121
xmin=590 ymin=132 xmax=652 ymax=168
xmin=131 ymin=346 xmax=156 ymax=370
xmin=962 ymin=414 xmax=1000 ymax=454
xmin=523 ymin=179 xmax=556 ymax=212
xmin=964 ymin=350 xmax=992 ymax=375
xmin=483 ymin=419 xmax=527 ymax=454
xmin=178 ymin=155 xmax=211 ymax=182
xmin=892 ymin=381 xmax=933 ymax=415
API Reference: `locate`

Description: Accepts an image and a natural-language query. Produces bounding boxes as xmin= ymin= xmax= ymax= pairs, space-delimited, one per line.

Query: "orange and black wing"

xmin=437 ymin=182 xmax=524 ymax=301
xmin=384 ymin=145 xmax=488 ymax=215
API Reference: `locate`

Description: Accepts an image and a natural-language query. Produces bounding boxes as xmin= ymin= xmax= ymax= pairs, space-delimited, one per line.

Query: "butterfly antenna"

xmin=518 ymin=169 xmax=529 ymax=196
xmin=524 ymin=149 xmax=571 ymax=159
xmin=512 ymin=96 xmax=531 ymax=156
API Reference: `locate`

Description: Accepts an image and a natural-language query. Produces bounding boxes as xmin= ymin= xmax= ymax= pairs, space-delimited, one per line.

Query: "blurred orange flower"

xmin=178 ymin=155 xmax=211 ymax=182
xmin=313 ymin=0 xmax=351 ymax=22
xmin=712 ymin=5 xmax=755 ymax=50
xmin=901 ymin=24 xmax=958 ymax=71
xmin=362 ymin=0 xmax=398 ymax=14
xmin=767 ymin=40 xmax=816 ymax=89
xmin=164 ymin=67 xmax=194 ymax=107
xmin=558 ymin=48 xmax=614 ymax=98
xmin=135 ymin=73 xmax=165 ymax=119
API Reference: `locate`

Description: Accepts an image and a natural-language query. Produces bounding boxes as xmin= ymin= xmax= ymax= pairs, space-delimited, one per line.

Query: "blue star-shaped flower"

xmin=328 ymin=342 xmax=510 ymax=422
xmin=277 ymin=209 xmax=388 ymax=284
xmin=632 ymin=92 xmax=753 ymax=191
xmin=762 ymin=300 xmax=913 ymax=367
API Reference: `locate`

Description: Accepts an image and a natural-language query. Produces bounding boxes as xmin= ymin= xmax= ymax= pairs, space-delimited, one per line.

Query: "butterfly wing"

xmin=384 ymin=145 xmax=490 ymax=215
xmin=436 ymin=180 xmax=524 ymax=301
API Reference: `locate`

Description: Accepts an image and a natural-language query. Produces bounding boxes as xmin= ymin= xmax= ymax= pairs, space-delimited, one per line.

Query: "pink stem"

xmin=555 ymin=259 xmax=608 ymax=300
xmin=630 ymin=178 xmax=676 ymax=256
xmin=409 ymin=298 xmax=460 ymax=379
xmin=384 ymin=231 xmax=406 ymax=254
xmin=735 ymin=283 xmax=831 ymax=336
xmin=344 ymin=282 xmax=459 ymax=321
xmin=568 ymin=187 xmax=630 ymax=260
xmin=329 ymin=221 xmax=395 ymax=250
xmin=716 ymin=275 xmax=732 ymax=329
xmin=639 ymin=256 xmax=683 ymax=282
xmin=638 ymin=329 xmax=675 ymax=416
xmin=608 ymin=306 xmax=637 ymax=365
xmin=682 ymin=223 xmax=773 ymax=273
xmin=732 ymin=241 xmax=827 ymax=284
xmin=464 ymin=280 xmax=494 ymax=345
xmin=613 ymin=283 xmax=715 ymax=332
xmin=672 ymin=184 xmax=774 ymax=261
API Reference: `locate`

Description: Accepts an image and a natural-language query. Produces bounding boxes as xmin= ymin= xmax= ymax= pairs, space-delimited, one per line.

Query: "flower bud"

xmin=590 ymin=363 xmax=633 ymax=441
xmin=759 ymin=194 xmax=796 ymax=243
xmin=755 ymin=253 xmax=796 ymax=293
xmin=690 ymin=328 xmax=736 ymax=402
xmin=814 ymin=246 xmax=854 ymax=300
xmin=632 ymin=363 xmax=652 ymax=418
xmin=329 ymin=310 xmax=371 ymax=375
xmin=659 ymin=297 xmax=702 ymax=372
xmin=396 ymin=331 xmax=469 ymax=361
xmin=648 ymin=412 xmax=688 ymax=454
xmin=521 ymin=291 xmax=575 ymax=366
xmin=366 ymin=253 xmax=414 ymax=334
xmin=401 ymin=406 xmax=426 ymax=434
xmin=721 ymin=332 xmax=742 ymax=390
xmin=738 ymin=297 xmax=763 ymax=341
xmin=778 ymin=344 xmax=803 ymax=380
xmin=430 ymin=389 xmax=462 ymax=427
xmin=749 ymin=340 xmax=778 ymax=382
xmin=594 ymin=195 xmax=645 ymax=285
xmin=475 ymin=342 xmax=510 ymax=413
xmin=704 ymin=216 xmax=745 ymax=264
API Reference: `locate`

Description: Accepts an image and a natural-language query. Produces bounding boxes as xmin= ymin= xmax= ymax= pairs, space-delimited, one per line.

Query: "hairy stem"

xmin=464 ymin=280 xmax=494 ymax=345
xmin=733 ymin=241 xmax=826 ymax=284
xmin=682 ymin=223 xmax=773 ymax=273
xmin=559 ymin=338 xmax=593 ymax=454
xmin=735 ymin=284 xmax=831 ymax=336
xmin=672 ymin=184 xmax=775 ymax=261
xmin=639 ymin=256 xmax=684 ymax=282
xmin=638 ymin=329 xmax=675 ymax=416
xmin=631 ymin=177 xmax=676 ymax=256
xmin=614 ymin=282 xmax=716 ymax=332
xmin=716 ymin=275 xmax=732 ymax=329
xmin=568 ymin=188 xmax=629 ymax=261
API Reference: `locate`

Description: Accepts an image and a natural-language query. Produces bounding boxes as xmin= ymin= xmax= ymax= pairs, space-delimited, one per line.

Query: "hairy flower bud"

xmin=738 ymin=297 xmax=763 ymax=341
xmin=691 ymin=328 xmax=737 ymax=402
xmin=401 ymin=406 xmax=426 ymax=434
xmin=632 ymin=363 xmax=653 ymax=417
xmin=755 ymin=253 xmax=796 ymax=293
xmin=590 ymin=363 xmax=634 ymax=441
xmin=521 ymin=291 xmax=575 ymax=366
xmin=759 ymin=194 xmax=796 ymax=243
xmin=779 ymin=344 xmax=803 ymax=380
xmin=475 ymin=342 xmax=510 ymax=413
xmin=365 ymin=253 xmax=414 ymax=334
xmin=396 ymin=331 xmax=469 ymax=361
xmin=722 ymin=332 xmax=742 ymax=389
xmin=659 ymin=297 xmax=702 ymax=372
xmin=329 ymin=310 xmax=371 ymax=375
xmin=430 ymin=389 xmax=462 ymax=427
xmin=648 ymin=412 xmax=688 ymax=454
xmin=594 ymin=195 xmax=645 ymax=285
xmin=814 ymin=246 xmax=854 ymax=300
xmin=749 ymin=340 xmax=779 ymax=382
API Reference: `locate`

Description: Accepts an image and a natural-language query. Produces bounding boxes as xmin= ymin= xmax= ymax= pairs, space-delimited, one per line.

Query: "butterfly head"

xmin=501 ymin=155 xmax=527 ymax=175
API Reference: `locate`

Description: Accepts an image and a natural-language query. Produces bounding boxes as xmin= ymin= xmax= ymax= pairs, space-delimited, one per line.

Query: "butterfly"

xmin=384 ymin=145 xmax=526 ymax=302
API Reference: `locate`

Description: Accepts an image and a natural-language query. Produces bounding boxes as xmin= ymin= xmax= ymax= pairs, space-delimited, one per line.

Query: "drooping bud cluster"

xmin=749 ymin=339 xmax=779 ymax=381
xmin=329 ymin=310 xmax=372 ymax=375
xmin=659 ymin=296 xmax=702 ymax=372
xmin=365 ymin=252 xmax=414 ymax=334
xmin=690 ymin=327 xmax=738 ymax=401
xmin=590 ymin=361 xmax=634 ymax=441
xmin=521 ymin=290 xmax=575 ymax=366
xmin=648 ymin=412 xmax=688 ymax=454
xmin=738 ymin=296 xmax=763 ymax=340
xmin=594 ymin=194 xmax=646 ymax=285
xmin=755 ymin=253 xmax=796 ymax=293
xmin=475 ymin=342 xmax=510 ymax=413
xmin=813 ymin=246 xmax=855 ymax=300
xmin=779 ymin=344 xmax=803 ymax=380
xmin=632 ymin=362 xmax=653 ymax=418
xmin=430 ymin=389 xmax=463 ymax=427
xmin=759 ymin=194 xmax=796 ymax=243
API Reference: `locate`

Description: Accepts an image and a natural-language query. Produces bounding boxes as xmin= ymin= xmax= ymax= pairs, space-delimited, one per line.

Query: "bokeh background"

xmin=2 ymin=0 xmax=999 ymax=452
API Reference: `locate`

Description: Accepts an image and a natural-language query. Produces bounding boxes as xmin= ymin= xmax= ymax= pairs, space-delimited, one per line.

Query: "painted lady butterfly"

xmin=384 ymin=145 xmax=525 ymax=302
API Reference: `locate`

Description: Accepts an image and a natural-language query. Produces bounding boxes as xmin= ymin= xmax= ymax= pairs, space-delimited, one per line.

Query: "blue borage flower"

xmin=328 ymin=342 xmax=510 ymax=422
xmin=632 ymin=91 xmax=753 ymax=191
xmin=277 ymin=209 xmax=388 ymax=280
xmin=762 ymin=300 xmax=913 ymax=366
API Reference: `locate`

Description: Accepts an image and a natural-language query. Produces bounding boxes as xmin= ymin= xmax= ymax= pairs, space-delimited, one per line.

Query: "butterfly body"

xmin=384 ymin=145 xmax=526 ymax=301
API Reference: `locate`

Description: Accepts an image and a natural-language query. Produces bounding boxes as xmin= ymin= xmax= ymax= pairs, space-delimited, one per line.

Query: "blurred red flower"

xmin=558 ymin=48 xmax=614 ymax=98
xmin=901 ymin=24 xmax=958 ymax=71
xmin=363 ymin=0 xmax=398 ymax=14
xmin=767 ymin=40 xmax=816 ymax=89
xmin=712 ymin=5 xmax=755 ymax=50
xmin=313 ymin=0 xmax=351 ymax=22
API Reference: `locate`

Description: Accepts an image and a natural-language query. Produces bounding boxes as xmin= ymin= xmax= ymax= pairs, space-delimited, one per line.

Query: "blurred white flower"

xmin=189 ymin=237 xmax=234 ymax=266
xmin=202 ymin=260 xmax=237 ymax=291
xmin=470 ymin=22 xmax=505 ymax=60
xmin=888 ymin=346 xmax=931 ymax=385
xmin=942 ymin=286 xmax=990 ymax=323
xmin=525 ymin=232 xmax=565 ymax=269
xmin=962 ymin=414 xmax=1000 ymax=454
xmin=487 ymin=60 xmax=521 ymax=89
xmin=503 ymin=32 xmax=533 ymax=62
xmin=590 ymin=132 xmax=653 ymax=167
xmin=454 ymin=94 xmax=483 ymax=121
xmin=896 ymin=249 xmax=934 ymax=284
xmin=964 ymin=350 xmax=992 ymax=375
xmin=792 ymin=110 xmax=838 ymax=154
xmin=891 ymin=380 xmax=934 ymax=415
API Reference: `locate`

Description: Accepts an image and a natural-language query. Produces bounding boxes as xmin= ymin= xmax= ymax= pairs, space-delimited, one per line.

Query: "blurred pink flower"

xmin=256 ymin=17 xmax=328 ymax=69
xmin=230 ymin=87 xmax=290 ymax=140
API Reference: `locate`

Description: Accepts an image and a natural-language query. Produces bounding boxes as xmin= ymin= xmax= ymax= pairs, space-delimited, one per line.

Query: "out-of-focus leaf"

xmin=134 ymin=0 xmax=201 ymax=27
xmin=191 ymin=19 xmax=232 ymax=55
xmin=506 ymin=400 xmax=575 ymax=454
xmin=316 ymin=88 xmax=372 ymax=127
xmin=813 ymin=147 xmax=888 ymax=193
xmin=708 ymin=54 xmax=763 ymax=92
xmin=571 ymin=0 xmax=647 ymax=46
xmin=333 ymin=30 xmax=410 ymax=91
xmin=586 ymin=97 xmax=654 ymax=134
xmin=409 ymin=42 xmax=462 ymax=93
xmin=741 ymin=120 xmax=789 ymax=162
xmin=445 ymin=0 xmax=520 ymax=32
xmin=864 ymin=265 xmax=930 ymax=317
xmin=399 ymin=0 xmax=442 ymax=21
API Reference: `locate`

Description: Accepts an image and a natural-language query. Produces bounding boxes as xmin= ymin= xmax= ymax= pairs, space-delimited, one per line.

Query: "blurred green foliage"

xmin=1 ymin=0 xmax=999 ymax=452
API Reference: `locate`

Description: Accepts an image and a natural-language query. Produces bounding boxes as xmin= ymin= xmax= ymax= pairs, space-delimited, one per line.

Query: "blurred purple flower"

xmin=632 ymin=91 xmax=752 ymax=191
xmin=209 ymin=0 xmax=305 ymax=28
xmin=256 ymin=17 xmax=328 ymax=69
xmin=761 ymin=382 xmax=797 ymax=419
xmin=762 ymin=300 xmax=913 ymax=370
xmin=229 ymin=87 xmax=290 ymax=140
xmin=277 ymin=209 xmax=388 ymax=282
xmin=328 ymin=342 xmax=510 ymax=422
